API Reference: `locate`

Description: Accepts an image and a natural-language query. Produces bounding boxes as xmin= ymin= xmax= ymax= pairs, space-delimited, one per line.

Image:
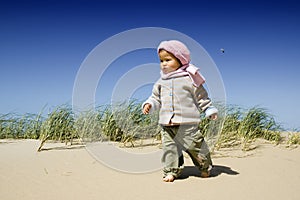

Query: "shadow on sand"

xmin=178 ymin=165 xmax=239 ymax=180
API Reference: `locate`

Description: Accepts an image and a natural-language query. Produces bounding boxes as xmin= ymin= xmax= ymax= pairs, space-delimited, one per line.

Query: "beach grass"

xmin=0 ymin=100 xmax=297 ymax=151
xmin=287 ymin=131 xmax=300 ymax=145
xmin=212 ymin=105 xmax=283 ymax=151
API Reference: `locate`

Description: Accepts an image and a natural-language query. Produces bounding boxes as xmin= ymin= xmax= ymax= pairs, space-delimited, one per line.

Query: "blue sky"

xmin=0 ymin=0 xmax=299 ymax=130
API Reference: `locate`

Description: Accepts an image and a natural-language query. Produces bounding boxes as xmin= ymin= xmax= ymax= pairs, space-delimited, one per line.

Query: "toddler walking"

xmin=142 ymin=40 xmax=218 ymax=182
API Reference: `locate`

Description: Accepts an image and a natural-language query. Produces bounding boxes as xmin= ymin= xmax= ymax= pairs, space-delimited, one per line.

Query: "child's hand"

xmin=143 ymin=103 xmax=152 ymax=114
xmin=209 ymin=113 xmax=218 ymax=120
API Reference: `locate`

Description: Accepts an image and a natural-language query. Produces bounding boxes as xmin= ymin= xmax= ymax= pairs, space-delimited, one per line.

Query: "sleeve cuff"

xmin=205 ymin=106 xmax=218 ymax=118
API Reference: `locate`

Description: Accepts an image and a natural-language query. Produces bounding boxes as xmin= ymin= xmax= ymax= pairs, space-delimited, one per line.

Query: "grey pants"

xmin=161 ymin=124 xmax=212 ymax=178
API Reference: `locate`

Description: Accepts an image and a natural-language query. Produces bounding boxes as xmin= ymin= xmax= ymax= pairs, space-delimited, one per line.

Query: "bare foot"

xmin=201 ymin=165 xmax=212 ymax=178
xmin=200 ymin=171 xmax=210 ymax=178
xmin=163 ymin=174 xmax=175 ymax=182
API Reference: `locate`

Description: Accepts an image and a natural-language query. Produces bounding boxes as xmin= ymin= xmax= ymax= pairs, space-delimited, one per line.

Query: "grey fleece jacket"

xmin=143 ymin=75 xmax=218 ymax=125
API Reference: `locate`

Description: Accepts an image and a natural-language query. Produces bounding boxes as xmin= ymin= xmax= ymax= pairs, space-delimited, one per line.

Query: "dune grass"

xmin=37 ymin=106 xmax=77 ymax=151
xmin=0 ymin=113 xmax=42 ymax=140
xmin=287 ymin=132 xmax=300 ymax=146
xmin=209 ymin=105 xmax=283 ymax=151
xmin=0 ymin=101 xmax=296 ymax=152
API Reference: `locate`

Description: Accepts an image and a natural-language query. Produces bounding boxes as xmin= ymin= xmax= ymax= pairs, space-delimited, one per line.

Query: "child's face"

xmin=159 ymin=50 xmax=181 ymax=74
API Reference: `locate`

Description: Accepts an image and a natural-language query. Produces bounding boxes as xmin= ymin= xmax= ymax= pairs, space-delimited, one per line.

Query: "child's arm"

xmin=194 ymin=85 xmax=218 ymax=120
xmin=142 ymin=82 xmax=161 ymax=114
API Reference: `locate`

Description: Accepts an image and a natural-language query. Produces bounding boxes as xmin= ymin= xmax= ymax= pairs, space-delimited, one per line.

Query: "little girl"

xmin=142 ymin=40 xmax=218 ymax=182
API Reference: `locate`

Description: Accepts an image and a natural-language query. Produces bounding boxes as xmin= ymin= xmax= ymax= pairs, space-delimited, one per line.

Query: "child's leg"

xmin=161 ymin=126 xmax=184 ymax=181
xmin=179 ymin=125 xmax=213 ymax=176
xmin=186 ymin=147 xmax=212 ymax=177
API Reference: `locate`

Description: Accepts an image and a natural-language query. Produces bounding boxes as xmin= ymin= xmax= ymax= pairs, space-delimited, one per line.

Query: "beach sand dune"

xmin=0 ymin=139 xmax=299 ymax=200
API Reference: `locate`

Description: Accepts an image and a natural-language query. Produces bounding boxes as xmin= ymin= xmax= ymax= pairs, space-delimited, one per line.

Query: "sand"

xmin=0 ymin=139 xmax=300 ymax=200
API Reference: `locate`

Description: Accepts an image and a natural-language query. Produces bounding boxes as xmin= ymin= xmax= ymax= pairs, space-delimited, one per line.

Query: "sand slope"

xmin=0 ymin=139 xmax=299 ymax=200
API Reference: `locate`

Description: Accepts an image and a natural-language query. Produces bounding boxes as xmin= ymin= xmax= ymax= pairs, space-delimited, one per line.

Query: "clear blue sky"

xmin=0 ymin=0 xmax=299 ymax=130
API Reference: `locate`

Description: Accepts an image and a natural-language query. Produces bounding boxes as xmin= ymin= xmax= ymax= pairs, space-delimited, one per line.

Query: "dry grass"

xmin=0 ymin=101 xmax=296 ymax=152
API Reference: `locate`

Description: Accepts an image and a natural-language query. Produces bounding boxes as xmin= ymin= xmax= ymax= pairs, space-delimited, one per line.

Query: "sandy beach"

xmin=0 ymin=139 xmax=299 ymax=200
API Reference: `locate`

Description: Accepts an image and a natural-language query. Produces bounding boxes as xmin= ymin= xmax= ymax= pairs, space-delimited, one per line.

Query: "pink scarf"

xmin=160 ymin=64 xmax=205 ymax=87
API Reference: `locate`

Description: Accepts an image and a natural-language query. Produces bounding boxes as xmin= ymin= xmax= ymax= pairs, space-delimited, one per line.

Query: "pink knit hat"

xmin=157 ymin=40 xmax=190 ymax=65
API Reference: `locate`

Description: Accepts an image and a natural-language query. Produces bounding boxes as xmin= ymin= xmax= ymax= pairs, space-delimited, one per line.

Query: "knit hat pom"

xmin=157 ymin=40 xmax=190 ymax=65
